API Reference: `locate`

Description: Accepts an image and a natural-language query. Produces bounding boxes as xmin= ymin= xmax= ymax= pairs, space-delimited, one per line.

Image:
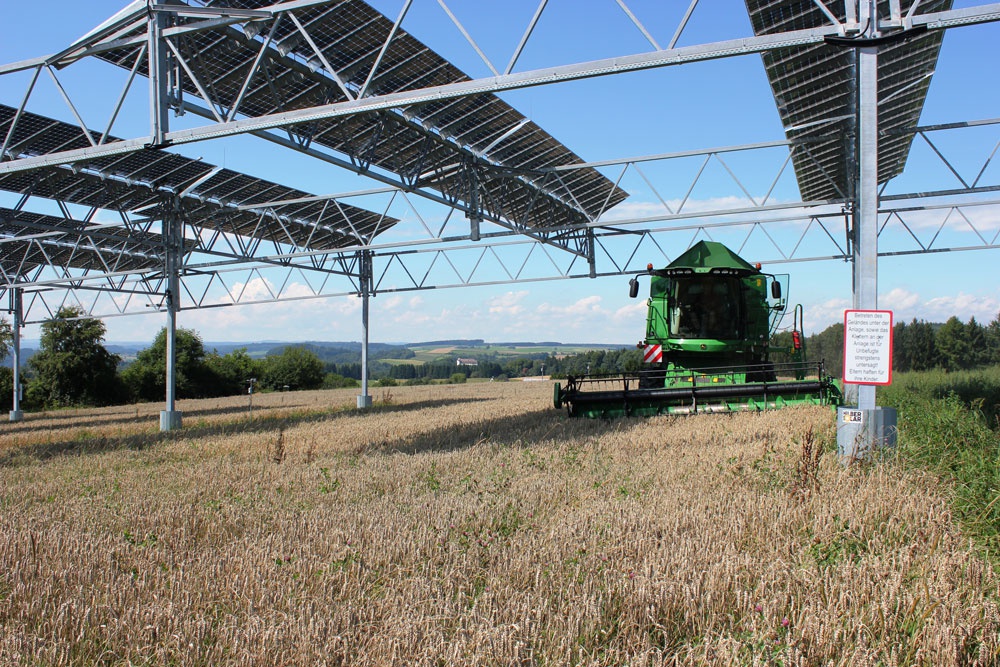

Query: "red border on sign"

xmin=842 ymin=309 xmax=894 ymax=385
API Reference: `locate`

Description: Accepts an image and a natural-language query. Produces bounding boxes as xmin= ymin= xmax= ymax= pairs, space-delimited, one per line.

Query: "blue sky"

xmin=2 ymin=1 xmax=999 ymax=345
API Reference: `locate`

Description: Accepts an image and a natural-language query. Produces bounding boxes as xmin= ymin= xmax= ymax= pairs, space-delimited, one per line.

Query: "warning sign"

xmin=843 ymin=310 xmax=893 ymax=385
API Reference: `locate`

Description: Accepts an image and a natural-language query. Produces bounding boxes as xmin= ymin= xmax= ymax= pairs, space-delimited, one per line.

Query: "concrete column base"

xmin=160 ymin=410 xmax=183 ymax=431
xmin=9 ymin=410 xmax=23 ymax=423
xmin=837 ymin=406 xmax=897 ymax=464
xmin=356 ymin=395 xmax=372 ymax=409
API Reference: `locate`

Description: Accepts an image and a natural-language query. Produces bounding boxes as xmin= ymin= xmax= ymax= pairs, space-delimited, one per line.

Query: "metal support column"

xmin=160 ymin=203 xmax=183 ymax=431
xmin=153 ymin=7 xmax=180 ymax=431
xmin=467 ymin=163 xmax=481 ymax=242
xmin=855 ymin=21 xmax=878 ymax=412
xmin=837 ymin=0 xmax=897 ymax=462
xmin=586 ymin=229 xmax=597 ymax=279
xmin=9 ymin=288 xmax=23 ymax=422
xmin=148 ymin=8 xmax=170 ymax=147
xmin=357 ymin=249 xmax=373 ymax=409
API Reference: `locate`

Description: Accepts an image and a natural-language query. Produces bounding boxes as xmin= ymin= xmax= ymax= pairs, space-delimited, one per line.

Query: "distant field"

xmin=409 ymin=347 xmax=453 ymax=362
xmin=405 ymin=343 xmax=617 ymax=364
xmin=481 ymin=344 xmax=612 ymax=356
xmin=1 ymin=383 xmax=997 ymax=665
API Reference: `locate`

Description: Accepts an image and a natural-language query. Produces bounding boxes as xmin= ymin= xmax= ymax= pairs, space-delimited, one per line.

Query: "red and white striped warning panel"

xmin=643 ymin=344 xmax=662 ymax=363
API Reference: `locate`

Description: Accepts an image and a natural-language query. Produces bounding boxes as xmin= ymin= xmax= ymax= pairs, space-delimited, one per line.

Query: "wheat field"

xmin=1 ymin=381 xmax=997 ymax=666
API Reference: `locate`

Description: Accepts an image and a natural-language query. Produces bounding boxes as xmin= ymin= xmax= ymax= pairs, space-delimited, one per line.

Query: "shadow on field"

xmin=0 ymin=397 xmax=496 ymax=466
xmin=1 ymin=394 xmax=497 ymax=435
xmin=3 ymin=402 xmax=314 ymax=434
xmin=367 ymin=408 xmax=632 ymax=455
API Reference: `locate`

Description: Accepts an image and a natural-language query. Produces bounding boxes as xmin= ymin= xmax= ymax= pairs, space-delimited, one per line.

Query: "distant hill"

xmin=261 ymin=342 xmax=414 ymax=364
xmin=0 ymin=348 xmax=36 ymax=368
xmin=3 ymin=339 xmax=626 ymax=369
xmin=410 ymin=339 xmax=485 ymax=347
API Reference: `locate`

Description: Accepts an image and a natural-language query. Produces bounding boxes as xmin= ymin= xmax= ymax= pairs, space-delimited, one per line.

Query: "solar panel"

xmin=745 ymin=0 xmax=952 ymax=201
xmin=0 ymin=207 xmax=179 ymax=275
xmin=0 ymin=104 xmax=397 ymax=254
xmin=91 ymin=0 xmax=628 ymax=229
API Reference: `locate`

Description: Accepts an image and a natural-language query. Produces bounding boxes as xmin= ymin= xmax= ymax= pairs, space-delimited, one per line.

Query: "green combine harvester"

xmin=554 ymin=241 xmax=842 ymax=417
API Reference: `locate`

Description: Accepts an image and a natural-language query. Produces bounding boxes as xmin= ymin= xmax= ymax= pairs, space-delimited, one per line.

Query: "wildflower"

xmin=781 ymin=617 xmax=790 ymax=627
xmin=754 ymin=604 xmax=763 ymax=613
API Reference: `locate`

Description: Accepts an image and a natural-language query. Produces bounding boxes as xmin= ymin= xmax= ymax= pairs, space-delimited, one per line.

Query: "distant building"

xmin=456 ymin=358 xmax=478 ymax=367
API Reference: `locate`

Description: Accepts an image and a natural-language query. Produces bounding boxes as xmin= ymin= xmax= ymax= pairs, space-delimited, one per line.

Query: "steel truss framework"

xmin=2 ymin=0 xmax=1000 ymax=427
xmin=0 ymin=102 xmax=398 ymax=312
xmin=4 ymin=115 xmax=1000 ymax=321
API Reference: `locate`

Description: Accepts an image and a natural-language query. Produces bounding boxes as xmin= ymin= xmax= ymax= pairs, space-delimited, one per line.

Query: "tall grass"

xmin=884 ymin=365 xmax=1000 ymax=428
xmin=882 ymin=366 xmax=1000 ymax=561
xmin=1 ymin=382 xmax=998 ymax=665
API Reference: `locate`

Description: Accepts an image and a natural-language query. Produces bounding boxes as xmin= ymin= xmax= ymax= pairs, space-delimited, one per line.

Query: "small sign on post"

xmin=839 ymin=309 xmax=896 ymax=464
xmin=842 ymin=309 xmax=893 ymax=385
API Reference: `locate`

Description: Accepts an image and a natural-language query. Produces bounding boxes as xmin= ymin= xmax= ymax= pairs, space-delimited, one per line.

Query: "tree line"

xmin=771 ymin=313 xmax=1000 ymax=375
xmin=0 ymin=308 xmax=648 ymax=410
xmin=0 ymin=307 xmax=330 ymax=411
xmin=382 ymin=348 xmax=645 ymax=382
xmin=334 ymin=349 xmax=645 ymax=382
xmin=451 ymin=313 xmax=1000 ymax=381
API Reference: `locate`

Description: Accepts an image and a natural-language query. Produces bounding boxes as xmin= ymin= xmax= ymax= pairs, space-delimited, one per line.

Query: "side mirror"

xmin=771 ymin=281 xmax=782 ymax=299
xmin=628 ymin=277 xmax=640 ymax=299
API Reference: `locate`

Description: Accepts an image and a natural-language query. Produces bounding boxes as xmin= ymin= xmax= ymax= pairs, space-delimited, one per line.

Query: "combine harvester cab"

xmin=554 ymin=241 xmax=842 ymax=417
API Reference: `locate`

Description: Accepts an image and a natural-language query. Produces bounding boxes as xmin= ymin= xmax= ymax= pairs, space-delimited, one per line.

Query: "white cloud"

xmin=156 ymin=291 xmax=366 ymax=342
xmin=228 ymin=276 xmax=276 ymax=302
xmin=880 ymin=287 xmax=921 ymax=311
xmin=604 ymin=196 xmax=766 ymax=222
xmin=281 ymin=281 xmax=322 ymax=299
xmin=487 ymin=290 xmax=529 ymax=316
xmin=923 ymin=292 xmax=1000 ymax=323
xmin=796 ymin=289 xmax=1000 ymax=335
xmin=798 ymin=297 xmax=850 ymax=334
xmin=375 ymin=299 xmax=479 ymax=337
xmin=537 ymin=295 xmax=604 ymax=317
xmin=613 ymin=300 xmax=648 ymax=320
xmin=380 ymin=295 xmax=404 ymax=310
xmin=880 ymin=205 xmax=1000 ymax=233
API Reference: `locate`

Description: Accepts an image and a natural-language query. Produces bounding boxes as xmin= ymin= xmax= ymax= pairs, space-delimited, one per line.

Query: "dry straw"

xmin=1 ymin=382 xmax=997 ymax=665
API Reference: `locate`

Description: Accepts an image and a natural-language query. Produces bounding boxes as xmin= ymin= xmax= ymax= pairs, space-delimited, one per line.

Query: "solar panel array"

xmin=0 ymin=103 xmax=397 ymax=278
xmin=92 ymin=0 xmax=628 ymax=229
xmin=745 ymin=0 xmax=951 ymax=201
xmin=0 ymin=207 xmax=185 ymax=275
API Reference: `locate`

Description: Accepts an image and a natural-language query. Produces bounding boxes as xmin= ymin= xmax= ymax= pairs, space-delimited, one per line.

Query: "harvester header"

xmin=555 ymin=241 xmax=842 ymax=417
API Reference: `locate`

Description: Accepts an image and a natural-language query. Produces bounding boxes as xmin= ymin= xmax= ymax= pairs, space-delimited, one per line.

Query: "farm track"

xmin=1 ymin=382 xmax=997 ymax=665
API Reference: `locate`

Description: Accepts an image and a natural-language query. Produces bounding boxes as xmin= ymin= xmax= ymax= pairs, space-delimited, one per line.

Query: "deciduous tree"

xmin=205 ymin=348 xmax=262 ymax=396
xmin=122 ymin=327 xmax=219 ymax=401
xmin=0 ymin=317 xmax=11 ymax=361
xmin=263 ymin=346 xmax=325 ymax=391
xmin=27 ymin=306 xmax=123 ymax=408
